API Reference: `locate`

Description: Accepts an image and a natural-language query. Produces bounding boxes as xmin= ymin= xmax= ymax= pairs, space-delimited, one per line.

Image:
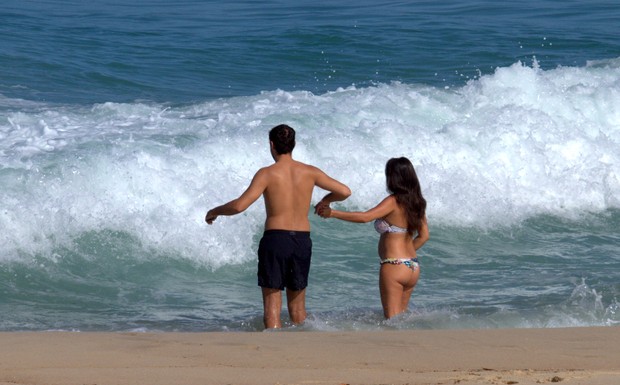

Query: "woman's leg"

xmin=400 ymin=266 xmax=420 ymax=311
xmin=400 ymin=286 xmax=415 ymax=313
xmin=379 ymin=264 xmax=420 ymax=319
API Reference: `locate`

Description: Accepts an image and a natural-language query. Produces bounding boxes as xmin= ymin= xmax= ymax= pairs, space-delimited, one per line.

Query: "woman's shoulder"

xmin=377 ymin=194 xmax=398 ymax=208
xmin=384 ymin=194 xmax=398 ymax=202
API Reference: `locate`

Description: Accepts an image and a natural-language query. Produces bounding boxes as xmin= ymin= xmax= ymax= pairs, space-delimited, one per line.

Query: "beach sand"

xmin=1 ymin=327 xmax=618 ymax=385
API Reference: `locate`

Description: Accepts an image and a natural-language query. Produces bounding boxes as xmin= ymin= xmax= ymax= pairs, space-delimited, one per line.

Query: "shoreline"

xmin=1 ymin=326 xmax=619 ymax=385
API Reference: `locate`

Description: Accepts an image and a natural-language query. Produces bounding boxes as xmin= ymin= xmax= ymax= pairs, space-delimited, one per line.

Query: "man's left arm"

xmin=312 ymin=168 xmax=351 ymax=215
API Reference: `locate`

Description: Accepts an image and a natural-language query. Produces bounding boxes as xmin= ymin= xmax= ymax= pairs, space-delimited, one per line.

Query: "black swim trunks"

xmin=257 ymin=230 xmax=312 ymax=291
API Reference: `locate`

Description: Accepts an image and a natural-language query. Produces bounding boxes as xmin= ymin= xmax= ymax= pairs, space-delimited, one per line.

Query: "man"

xmin=205 ymin=124 xmax=351 ymax=329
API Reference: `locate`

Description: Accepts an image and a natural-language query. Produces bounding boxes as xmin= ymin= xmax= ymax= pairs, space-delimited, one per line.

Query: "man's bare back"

xmin=205 ymin=153 xmax=349 ymax=231
xmin=260 ymin=157 xmax=349 ymax=231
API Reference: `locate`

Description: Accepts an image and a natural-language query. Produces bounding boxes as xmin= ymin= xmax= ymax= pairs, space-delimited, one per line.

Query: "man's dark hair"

xmin=269 ymin=124 xmax=296 ymax=154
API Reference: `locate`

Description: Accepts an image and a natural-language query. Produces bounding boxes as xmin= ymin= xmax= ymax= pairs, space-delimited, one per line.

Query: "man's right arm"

xmin=205 ymin=168 xmax=268 ymax=224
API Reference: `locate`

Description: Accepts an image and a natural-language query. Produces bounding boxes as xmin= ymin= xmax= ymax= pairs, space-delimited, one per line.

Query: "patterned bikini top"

xmin=373 ymin=218 xmax=408 ymax=234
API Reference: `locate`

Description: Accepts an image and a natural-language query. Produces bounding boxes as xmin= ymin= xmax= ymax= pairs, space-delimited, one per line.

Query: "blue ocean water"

xmin=1 ymin=0 xmax=619 ymax=331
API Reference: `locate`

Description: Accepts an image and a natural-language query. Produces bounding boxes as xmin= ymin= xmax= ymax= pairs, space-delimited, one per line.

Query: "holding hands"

xmin=314 ymin=199 xmax=332 ymax=218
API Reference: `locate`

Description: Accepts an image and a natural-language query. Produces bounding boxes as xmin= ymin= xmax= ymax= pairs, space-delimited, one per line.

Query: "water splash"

xmin=1 ymin=59 xmax=619 ymax=267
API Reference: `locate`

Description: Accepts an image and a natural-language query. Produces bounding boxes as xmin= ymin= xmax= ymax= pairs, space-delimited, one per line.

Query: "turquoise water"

xmin=1 ymin=1 xmax=619 ymax=331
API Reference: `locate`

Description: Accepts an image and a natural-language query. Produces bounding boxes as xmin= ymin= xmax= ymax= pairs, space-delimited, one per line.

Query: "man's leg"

xmin=286 ymin=288 xmax=307 ymax=325
xmin=261 ymin=287 xmax=283 ymax=329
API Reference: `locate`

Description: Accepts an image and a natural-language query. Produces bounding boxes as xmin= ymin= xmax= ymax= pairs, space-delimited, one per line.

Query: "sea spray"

xmin=2 ymin=60 xmax=619 ymax=267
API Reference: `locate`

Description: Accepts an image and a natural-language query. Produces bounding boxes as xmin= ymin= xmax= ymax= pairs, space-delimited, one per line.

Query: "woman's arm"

xmin=412 ymin=215 xmax=429 ymax=250
xmin=318 ymin=195 xmax=396 ymax=223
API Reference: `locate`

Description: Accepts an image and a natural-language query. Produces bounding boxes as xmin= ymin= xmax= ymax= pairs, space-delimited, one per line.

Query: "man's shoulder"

xmin=261 ymin=159 xmax=325 ymax=179
xmin=250 ymin=165 xmax=275 ymax=183
xmin=293 ymin=160 xmax=325 ymax=175
xmin=268 ymin=159 xmax=321 ymax=171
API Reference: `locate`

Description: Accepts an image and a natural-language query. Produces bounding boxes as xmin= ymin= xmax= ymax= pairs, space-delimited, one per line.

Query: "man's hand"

xmin=205 ymin=210 xmax=217 ymax=224
xmin=314 ymin=200 xmax=332 ymax=218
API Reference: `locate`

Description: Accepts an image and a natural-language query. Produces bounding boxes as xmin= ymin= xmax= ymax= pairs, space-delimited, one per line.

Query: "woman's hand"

xmin=314 ymin=200 xmax=332 ymax=218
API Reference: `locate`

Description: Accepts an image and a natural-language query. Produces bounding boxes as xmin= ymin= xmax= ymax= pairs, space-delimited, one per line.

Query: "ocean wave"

xmin=1 ymin=58 xmax=619 ymax=266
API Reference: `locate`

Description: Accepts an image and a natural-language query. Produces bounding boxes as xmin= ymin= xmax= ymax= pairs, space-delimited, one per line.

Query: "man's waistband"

xmin=263 ymin=229 xmax=311 ymax=237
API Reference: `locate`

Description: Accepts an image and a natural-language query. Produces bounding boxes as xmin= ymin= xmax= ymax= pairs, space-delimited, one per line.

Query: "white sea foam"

xmin=1 ymin=59 xmax=619 ymax=266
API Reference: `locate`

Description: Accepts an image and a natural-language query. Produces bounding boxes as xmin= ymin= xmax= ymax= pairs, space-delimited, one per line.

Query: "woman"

xmin=316 ymin=157 xmax=429 ymax=319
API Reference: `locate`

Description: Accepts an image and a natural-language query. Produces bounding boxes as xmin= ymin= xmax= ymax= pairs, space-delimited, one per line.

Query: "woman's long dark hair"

xmin=385 ymin=157 xmax=426 ymax=235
